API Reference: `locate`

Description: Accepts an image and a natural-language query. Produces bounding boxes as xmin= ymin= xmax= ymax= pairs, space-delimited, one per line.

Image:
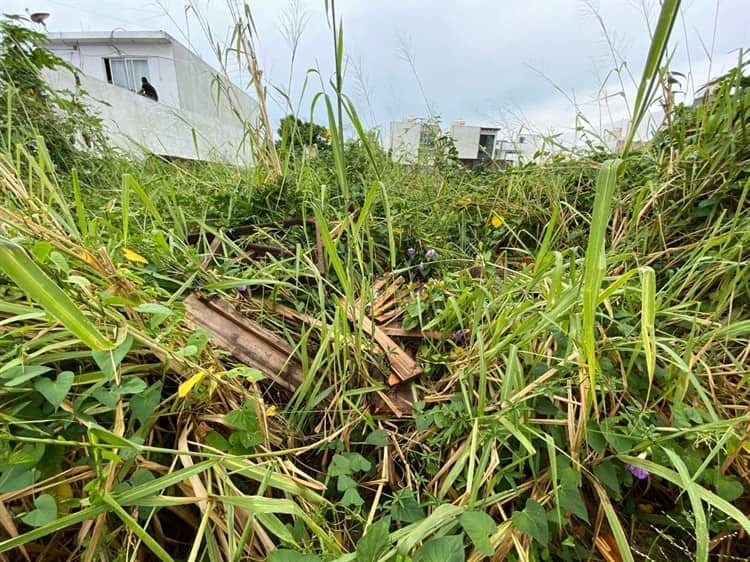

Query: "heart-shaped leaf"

xmin=413 ymin=535 xmax=464 ymax=562
xmin=21 ymin=494 xmax=57 ymax=527
xmin=34 ymin=371 xmax=74 ymax=408
xmin=459 ymin=511 xmax=496 ymax=556
xmin=92 ymin=336 xmax=133 ymax=380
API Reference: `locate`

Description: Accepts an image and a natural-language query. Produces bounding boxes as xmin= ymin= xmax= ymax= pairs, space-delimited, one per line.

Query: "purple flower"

xmin=425 ymin=249 xmax=437 ymax=259
xmin=626 ymin=463 xmax=649 ymax=480
xmin=417 ymin=263 xmax=424 ymax=272
xmin=407 ymin=247 xmax=416 ymax=256
xmin=452 ymin=328 xmax=468 ymax=343
xmin=237 ymin=285 xmax=247 ymax=294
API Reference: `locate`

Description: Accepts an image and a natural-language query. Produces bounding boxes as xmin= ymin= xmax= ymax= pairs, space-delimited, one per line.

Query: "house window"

xmin=104 ymin=57 xmax=150 ymax=92
xmin=478 ymin=134 xmax=495 ymax=159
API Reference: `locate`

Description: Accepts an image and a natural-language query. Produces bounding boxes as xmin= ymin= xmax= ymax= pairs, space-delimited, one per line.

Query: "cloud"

xmin=3 ymin=0 xmax=748 ymax=139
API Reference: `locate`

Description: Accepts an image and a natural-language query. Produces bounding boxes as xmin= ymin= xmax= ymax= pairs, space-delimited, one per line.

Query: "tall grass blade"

xmin=0 ymin=237 xmax=114 ymax=350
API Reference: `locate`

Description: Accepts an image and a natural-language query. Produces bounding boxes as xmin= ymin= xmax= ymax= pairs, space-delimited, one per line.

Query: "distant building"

xmin=389 ymin=118 xmax=543 ymax=167
xmin=495 ymin=133 xmax=544 ymax=165
xmin=44 ymin=30 xmax=258 ymax=163
xmin=388 ymin=117 xmax=440 ymax=163
xmin=449 ymin=120 xmax=501 ymax=165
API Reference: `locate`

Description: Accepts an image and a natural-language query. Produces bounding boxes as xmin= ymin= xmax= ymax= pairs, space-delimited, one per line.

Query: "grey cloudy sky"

xmin=4 ymin=0 xmax=749 ymax=140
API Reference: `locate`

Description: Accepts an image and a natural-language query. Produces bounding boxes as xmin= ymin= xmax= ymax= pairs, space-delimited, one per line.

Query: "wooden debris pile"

xmin=185 ymin=221 xmax=441 ymax=417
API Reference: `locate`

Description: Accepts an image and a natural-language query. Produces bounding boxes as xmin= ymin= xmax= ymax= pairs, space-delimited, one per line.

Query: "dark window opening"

xmin=104 ymin=58 xmax=112 ymax=83
xmin=478 ymin=134 xmax=495 ymax=159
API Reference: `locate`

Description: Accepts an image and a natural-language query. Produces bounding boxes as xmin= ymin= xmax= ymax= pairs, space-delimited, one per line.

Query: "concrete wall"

xmin=389 ymin=120 xmax=422 ymax=163
xmin=45 ymin=67 xmax=253 ymax=164
xmin=170 ymin=41 xmax=256 ymax=123
xmin=449 ymin=124 xmax=481 ymax=160
xmin=47 ymin=42 xmax=181 ymax=108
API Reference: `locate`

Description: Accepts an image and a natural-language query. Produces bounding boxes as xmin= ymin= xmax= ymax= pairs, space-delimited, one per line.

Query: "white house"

xmin=495 ymin=133 xmax=544 ymax=165
xmin=43 ymin=30 xmax=258 ymax=164
xmin=389 ymin=118 xmax=544 ymax=167
xmin=388 ymin=117 xmax=441 ymax=163
xmin=449 ymin=120 xmax=501 ymax=164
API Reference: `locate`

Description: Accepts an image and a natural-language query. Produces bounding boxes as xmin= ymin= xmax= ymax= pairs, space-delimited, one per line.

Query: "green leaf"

xmin=134 ymin=303 xmax=172 ymax=329
xmin=356 ymin=517 xmax=390 ymax=562
xmin=1 ymin=365 xmax=52 ymax=387
xmin=328 ymin=454 xmax=352 ymax=477
xmin=593 ymin=460 xmax=622 ymax=499
xmin=226 ymin=366 xmax=266 ymax=382
xmin=343 ymin=452 xmax=372 ymax=473
xmin=117 ymin=377 xmax=147 ymax=395
xmin=32 ymin=241 xmax=53 ymax=263
xmin=512 ymin=499 xmax=548 ymax=546
xmin=712 ymin=472 xmax=744 ymax=503
xmin=34 ymin=371 xmax=74 ymax=408
xmin=559 ymin=484 xmax=590 ymax=524
xmin=267 ymin=550 xmax=321 ymax=562
xmin=413 ymin=535 xmax=464 ymax=562
xmin=21 ymin=494 xmax=57 ymax=527
xmin=365 ymin=429 xmax=389 ymax=447
xmin=134 ymin=303 xmax=172 ymax=316
xmin=391 ymin=489 xmax=425 ymax=523
xmin=92 ymin=336 xmax=133 ymax=380
xmin=0 ymin=237 xmax=114 ymax=350
xmin=340 ymin=488 xmax=364 ymax=507
xmin=336 ymin=475 xmax=358 ymax=492
xmin=459 ymin=511 xmax=496 ymax=556
xmin=130 ymin=382 xmax=162 ymax=425
xmin=186 ymin=328 xmax=210 ymax=354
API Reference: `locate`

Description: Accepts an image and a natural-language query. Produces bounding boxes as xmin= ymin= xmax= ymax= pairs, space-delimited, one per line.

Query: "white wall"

xmin=171 ymin=41 xmax=256 ymax=124
xmin=389 ymin=121 xmax=422 ymax=163
xmin=47 ymin=42 xmax=181 ymax=108
xmin=45 ymin=68 xmax=253 ymax=165
xmin=449 ymin=124 xmax=481 ymax=160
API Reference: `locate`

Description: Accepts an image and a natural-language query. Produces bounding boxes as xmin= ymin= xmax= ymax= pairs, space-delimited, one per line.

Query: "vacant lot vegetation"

xmin=0 ymin=5 xmax=749 ymax=562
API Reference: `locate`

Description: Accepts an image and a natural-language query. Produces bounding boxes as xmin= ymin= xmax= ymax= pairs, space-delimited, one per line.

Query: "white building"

xmin=388 ymin=117 xmax=440 ymax=163
xmin=495 ymin=133 xmax=544 ymax=165
xmin=44 ymin=30 xmax=258 ymax=164
xmin=389 ymin=118 xmax=545 ymax=167
xmin=449 ymin=120 xmax=501 ymax=164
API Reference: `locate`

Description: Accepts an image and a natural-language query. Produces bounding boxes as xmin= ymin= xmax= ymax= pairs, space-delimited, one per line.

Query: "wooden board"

xmin=184 ymin=294 xmax=304 ymax=392
xmin=347 ymin=303 xmax=423 ymax=386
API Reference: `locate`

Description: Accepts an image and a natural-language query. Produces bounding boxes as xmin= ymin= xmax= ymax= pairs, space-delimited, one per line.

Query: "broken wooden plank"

xmin=347 ymin=303 xmax=423 ymax=386
xmin=184 ymin=294 xmax=304 ymax=392
xmin=369 ymin=384 xmax=416 ymax=417
xmin=200 ymin=235 xmax=222 ymax=269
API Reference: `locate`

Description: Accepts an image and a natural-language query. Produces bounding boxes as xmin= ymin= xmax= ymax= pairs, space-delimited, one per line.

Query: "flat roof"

xmin=45 ymin=30 xmax=174 ymax=45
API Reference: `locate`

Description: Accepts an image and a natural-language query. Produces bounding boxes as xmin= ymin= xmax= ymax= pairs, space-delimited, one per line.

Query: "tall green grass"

xmin=1 ymin=3 xmax=749 ymax=561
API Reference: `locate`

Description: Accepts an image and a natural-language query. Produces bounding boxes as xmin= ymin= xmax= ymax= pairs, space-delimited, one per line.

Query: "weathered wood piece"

xmin=184 ymin=294 xmax=304 ymax=392
xmin=347 ymin=303 xmax=423 ymax=386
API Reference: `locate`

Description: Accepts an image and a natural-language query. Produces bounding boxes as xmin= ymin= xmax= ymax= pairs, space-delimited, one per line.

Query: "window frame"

xmin=103 ymin=57 xmax=150 ymax=92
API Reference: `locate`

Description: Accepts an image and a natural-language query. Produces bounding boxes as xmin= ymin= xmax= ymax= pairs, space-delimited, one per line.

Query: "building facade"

xmin=44 ymin=31 xmax=258 ymax=164
xmin=389 ymin=118 xmax=543 ymax=167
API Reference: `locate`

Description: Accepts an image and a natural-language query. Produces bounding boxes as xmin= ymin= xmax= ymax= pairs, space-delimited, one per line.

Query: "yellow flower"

xmin=265 ymin=405 xmax=277 ymax=417
xmin=457 ymin=197 xmax=473 ymax=207
xmin=178 ymin=371 xmax=208 ymax=398
xmin=491 ymin=215 xmax=504 ymax=229
xmin=123 ymin=248 xmax=148 ymax=264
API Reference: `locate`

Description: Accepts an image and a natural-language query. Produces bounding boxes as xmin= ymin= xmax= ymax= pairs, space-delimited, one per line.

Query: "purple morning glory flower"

xmin=237 ymin=285 xmax=247 ymax=294
xmin=425 ymin=249 xmax=437 ymax=258
xmin=452 ymin=329 xmax=468 ymax=343
xmin=626 ymin=463 xmax=649 ymax=480
xmin=407 ymin=247 xmax=416 ymax=256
